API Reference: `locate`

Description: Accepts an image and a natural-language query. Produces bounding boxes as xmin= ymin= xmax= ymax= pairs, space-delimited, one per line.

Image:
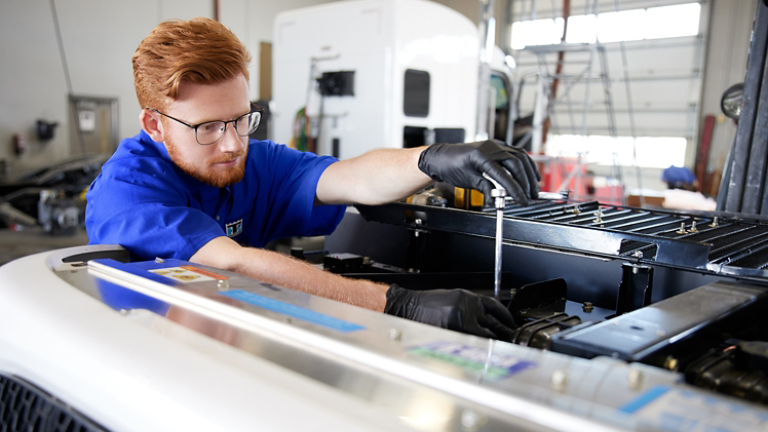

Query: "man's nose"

xmin=218 ymin=123 xmax=245 ymax=153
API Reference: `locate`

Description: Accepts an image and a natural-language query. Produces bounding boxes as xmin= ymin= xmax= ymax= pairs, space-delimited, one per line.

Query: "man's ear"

xmin=139 ymin=109 xmax=165 ymax=143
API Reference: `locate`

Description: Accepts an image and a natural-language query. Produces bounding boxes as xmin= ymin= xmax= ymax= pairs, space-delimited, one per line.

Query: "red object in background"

xmin=591 ymin=184 xmax=625 ymax=206
xmin=696 ymin=115 xmax=715 ymax=189
xmin=538 ymin=157 xmax=623 ymax=205
xmin=12 ymin=133 xmax=26 ymax=156
xmin=540 ymin=157 xmax=588 ymax=197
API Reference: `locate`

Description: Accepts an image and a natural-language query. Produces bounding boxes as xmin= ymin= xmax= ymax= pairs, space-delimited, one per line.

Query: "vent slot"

xmin=0 ymin=374 xmax=106 ymax=432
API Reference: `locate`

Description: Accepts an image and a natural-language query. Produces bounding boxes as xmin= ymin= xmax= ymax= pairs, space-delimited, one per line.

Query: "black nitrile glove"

xmin=383 ymin=284 xmax=516 ymax=340
xmin=418 ymin=140 xmax=541 ymax=206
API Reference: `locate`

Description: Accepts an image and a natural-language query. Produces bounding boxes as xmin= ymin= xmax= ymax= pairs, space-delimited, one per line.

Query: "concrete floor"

xmin=0 ymin=227 xmax=89 ymax=266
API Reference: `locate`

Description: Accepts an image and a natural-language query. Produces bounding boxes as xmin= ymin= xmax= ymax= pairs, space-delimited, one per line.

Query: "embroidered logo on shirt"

xmin=225 ymin=219 xmax=243 ymax=237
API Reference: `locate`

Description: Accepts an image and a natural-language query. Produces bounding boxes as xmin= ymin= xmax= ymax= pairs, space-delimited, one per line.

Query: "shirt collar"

xmin=138 ymin=129 xmax=171 ymax=162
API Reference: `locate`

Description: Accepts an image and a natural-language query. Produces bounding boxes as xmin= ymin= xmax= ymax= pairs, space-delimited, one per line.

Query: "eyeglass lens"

xmin=196 ymin=111 xmax=262 ymax=145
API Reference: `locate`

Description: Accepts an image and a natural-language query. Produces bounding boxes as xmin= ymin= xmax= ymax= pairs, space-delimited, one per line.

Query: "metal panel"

xmin=744 ymin=21 xmax=768 ymax=213
xmin=79 ymin=257 xmax=641 ymax=432
xmin=725 ymin=0 xmax=768 ymax=212
xmin=357 ymin=202 xmax=713 ymax=269
xmin=550 ymin=281 xmax=768 ymax=364
xmin=30 ymin=250 xmax=758 ymax=432
xmin=355 ymin=201 xmax=768 ymax=277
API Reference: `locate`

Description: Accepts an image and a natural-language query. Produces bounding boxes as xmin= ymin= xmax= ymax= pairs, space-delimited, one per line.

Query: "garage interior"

xmin=2 ymin=1 xmax=768 ymax=431
xmin=0 ymin=0 xmax=757 ymax=262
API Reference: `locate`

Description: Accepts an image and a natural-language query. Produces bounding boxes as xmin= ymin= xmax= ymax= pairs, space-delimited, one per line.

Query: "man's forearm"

xmin=233 ymin=248 xmax=388 ymax=311
xmin=190 ymin=237 xmax=388 ymax=311
xmin=316 ymin=147 xmax=433 ymax=205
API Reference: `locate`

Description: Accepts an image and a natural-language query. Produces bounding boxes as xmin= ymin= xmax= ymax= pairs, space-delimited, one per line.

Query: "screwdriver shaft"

xmin=494 ymin=204 xmax=503 ymax=301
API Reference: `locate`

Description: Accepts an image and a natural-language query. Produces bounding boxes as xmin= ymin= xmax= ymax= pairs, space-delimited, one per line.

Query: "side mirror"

xmin=721 ymin=83 xmax=744 ymax=120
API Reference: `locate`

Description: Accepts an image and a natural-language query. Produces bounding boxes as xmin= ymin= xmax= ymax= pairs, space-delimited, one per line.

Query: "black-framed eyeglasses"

xmin=146 ymin=103 xmax=264 ymax=146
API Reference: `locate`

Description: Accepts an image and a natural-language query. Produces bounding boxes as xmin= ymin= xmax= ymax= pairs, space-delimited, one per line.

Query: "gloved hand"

xmin=418 ymin=140 xmax=541 ymax=206
xmin=383 ymin=284 xmax=516 ymax=340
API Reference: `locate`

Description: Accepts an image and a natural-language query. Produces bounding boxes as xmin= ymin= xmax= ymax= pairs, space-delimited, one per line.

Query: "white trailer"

xmin=272 ymin=0 xmax=515 ymax=160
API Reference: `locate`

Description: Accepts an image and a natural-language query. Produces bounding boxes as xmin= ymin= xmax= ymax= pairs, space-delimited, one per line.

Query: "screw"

xmin=594 ymin=207 xmax=603 ymax=223
xmin=461 ymin=410 xmax=486 ymax=431
xmin=413 ymin=219 xmax=423 ymax=237
xmin=582 ymin=302 xmax=594 ymax=312
xmin=709 ymin=216 xmax=719 ymax=228
xmin=389 ymin=328 xmax=403 ymax=341
xmin=362 ymin=256 xmax=371 ymax=265
xmin=551 ymin=370 xmax=568 ymax=391
xmin=676 ymin=222 xmax=687 ymax=234
xmin=689 ymin=220 xmax=698 ymax=233
xmin=154 ymin=257 xmax=165 ymax=263
xmin=217 ymin=279 xmax=230 ymax=289
xmin=573 ymin=205 xmax=581 ymax=215
xmin=633 ymin=251 xmax=643 ymax=258
xmin=663 ymin=356 xmax=678 ymax=371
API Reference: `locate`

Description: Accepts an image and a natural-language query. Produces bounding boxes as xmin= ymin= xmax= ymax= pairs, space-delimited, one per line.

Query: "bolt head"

xmin=551 ymin=370 xmax=568 ymax=390
xmin=663 ymin=356 xmax=678 ymax=370
xmin=628 ymin=369 xmax=644 ymax=389
xmin=461 ymin=410 xmax=486 ymax=430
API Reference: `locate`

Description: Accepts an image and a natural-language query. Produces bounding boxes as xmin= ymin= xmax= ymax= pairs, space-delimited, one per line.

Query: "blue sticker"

xmin=407 ymin=341 xmax=535 ymax=379
xmin=220 ymin=289 xmax=365 ymax=333
xmin=620 ymin=385 xmax=768 ymax=432
xmin=619 ymin=386 xmax=670 ymax=414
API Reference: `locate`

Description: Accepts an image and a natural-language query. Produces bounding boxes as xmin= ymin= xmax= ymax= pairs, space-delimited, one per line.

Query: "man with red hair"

xmin=86 ymin=18 xmax=540 ymax=339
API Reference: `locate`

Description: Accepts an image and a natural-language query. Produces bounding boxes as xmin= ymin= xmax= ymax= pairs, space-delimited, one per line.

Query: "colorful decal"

xmin=407 ymin=341 xmax=535 ymax=379
xmin=620 ymin=385 xmax=768 ymax=432
xmin=220 ymin=289 xmax=365 ymax=333
xmin=181 ymin=265 xmax=228 ymax=280
xmin=149 ymin=267 xmax=215 ymax=283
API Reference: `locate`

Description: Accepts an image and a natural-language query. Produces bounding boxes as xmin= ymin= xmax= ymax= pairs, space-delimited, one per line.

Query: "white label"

xmin=79 ymin=110 xmax=96 ymax=132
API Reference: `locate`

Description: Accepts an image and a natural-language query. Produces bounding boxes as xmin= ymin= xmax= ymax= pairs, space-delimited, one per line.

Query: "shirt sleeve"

xmin=85 ymin=156 xmax=224 ymax=261
xmin=258 ymin=143 xmax=346 ymax=243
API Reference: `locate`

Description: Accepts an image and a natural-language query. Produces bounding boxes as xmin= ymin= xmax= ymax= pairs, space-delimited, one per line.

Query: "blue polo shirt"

xmin=86 ymin=131 xmax=346 ymax=261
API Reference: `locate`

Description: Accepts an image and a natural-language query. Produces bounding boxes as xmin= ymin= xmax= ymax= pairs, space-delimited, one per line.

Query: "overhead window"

xmin=545 ymin=135 xmax=687 ymax=169
xmin=511 ymin=2 xmax=701 ymax=49
xmin=644 ymin=3 xmax=701 ymax=40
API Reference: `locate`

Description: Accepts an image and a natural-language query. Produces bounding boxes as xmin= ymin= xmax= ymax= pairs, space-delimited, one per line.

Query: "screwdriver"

xmin=482 ymin=173 xmax=506 ymax=301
